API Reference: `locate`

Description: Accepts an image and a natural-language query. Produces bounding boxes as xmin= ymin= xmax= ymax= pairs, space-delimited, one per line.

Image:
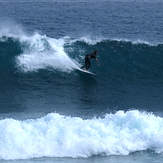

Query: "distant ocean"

xmin=0 ymin=1 xmax=163 ymax=163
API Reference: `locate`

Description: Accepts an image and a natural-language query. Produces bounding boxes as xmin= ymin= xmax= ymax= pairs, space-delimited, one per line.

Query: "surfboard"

xmin=75 ymin=68 xmax=97 ymax=76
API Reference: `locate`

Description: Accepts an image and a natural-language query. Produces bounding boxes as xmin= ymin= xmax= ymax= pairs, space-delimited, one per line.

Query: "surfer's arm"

xmin=95 ymin=58 xmax=100 ymax=66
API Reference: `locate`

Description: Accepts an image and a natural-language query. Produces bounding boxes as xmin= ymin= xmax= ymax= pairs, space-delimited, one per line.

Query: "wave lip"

xmin=0 ymin=110 xmax=163 ymax=160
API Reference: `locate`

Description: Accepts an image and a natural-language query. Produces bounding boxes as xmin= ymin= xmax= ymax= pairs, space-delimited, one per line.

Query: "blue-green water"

xmin=0 ymin=1 xmax=163 ymax=162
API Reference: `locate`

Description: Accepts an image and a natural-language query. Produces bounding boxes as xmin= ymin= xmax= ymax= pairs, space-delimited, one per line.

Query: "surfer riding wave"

xmin=81 ymin=51 xmax=100 ymax=71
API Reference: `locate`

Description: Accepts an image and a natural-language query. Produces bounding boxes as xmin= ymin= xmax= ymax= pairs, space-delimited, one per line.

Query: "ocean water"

xmin=0 ymin=0 xmax=163 ymax=163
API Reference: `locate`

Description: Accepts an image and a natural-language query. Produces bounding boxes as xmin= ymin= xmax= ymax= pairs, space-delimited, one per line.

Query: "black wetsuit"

xmin=81 ymin=53 xmax=97 ymax=70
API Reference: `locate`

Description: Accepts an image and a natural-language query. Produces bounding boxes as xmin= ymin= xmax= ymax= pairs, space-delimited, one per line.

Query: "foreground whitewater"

xmin=0 ymin=110 xmax=163 ymax=160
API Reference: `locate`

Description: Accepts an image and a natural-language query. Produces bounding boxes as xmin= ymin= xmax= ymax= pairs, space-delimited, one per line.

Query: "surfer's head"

xmin=93 ymin=51 xmax=98 ymax=55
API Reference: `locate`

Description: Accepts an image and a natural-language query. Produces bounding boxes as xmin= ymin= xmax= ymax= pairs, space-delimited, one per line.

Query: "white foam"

xmin=78 ymin=35 xmax=103 ymax=45
xmin=67 ymin=35 xmax=156 ymax=46
xmin=0 ymin=110 xmax=163 ymax=160
xmin=0 ymin=21 xmax=79 ymax=73
xmin=15 ymin=33 xmax=79 ymax=72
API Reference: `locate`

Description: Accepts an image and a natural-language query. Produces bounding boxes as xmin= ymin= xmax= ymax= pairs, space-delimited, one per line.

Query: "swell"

xmin=1 ymin=35 xmax=163 ymax=84
xmin=67 ymin=39 xmax=163 ymax=83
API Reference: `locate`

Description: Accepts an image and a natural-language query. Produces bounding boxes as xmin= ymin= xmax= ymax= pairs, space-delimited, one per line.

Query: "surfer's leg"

xmin=81 ymin=57 xmax=88 ymax=69
xmin=86 ymin=59 xmax=91 ymax=70
xmin=81 ymin=65 xmax=86 ymax=69
xmin=81 ymin=62 xmax=86 ymax=69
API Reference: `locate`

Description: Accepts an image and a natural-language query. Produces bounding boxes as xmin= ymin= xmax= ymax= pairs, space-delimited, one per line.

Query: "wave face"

xmin=1 ymin=32 xmax=163 ymax=79
xmin=0 ymin=110 xmax=163 ymax=160
xmin=1 ymin=31 xmax=163 ymax=115
xmin=66 ymin=37 xmax=163 ymax=82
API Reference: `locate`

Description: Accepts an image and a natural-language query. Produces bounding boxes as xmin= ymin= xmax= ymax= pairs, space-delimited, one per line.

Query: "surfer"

xmin=81 ymin=51 xmax=99 ymax=70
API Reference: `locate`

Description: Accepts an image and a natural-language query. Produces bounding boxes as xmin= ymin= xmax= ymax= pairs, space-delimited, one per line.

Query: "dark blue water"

xmin=0 ymin=1 xmax=163 ymax=162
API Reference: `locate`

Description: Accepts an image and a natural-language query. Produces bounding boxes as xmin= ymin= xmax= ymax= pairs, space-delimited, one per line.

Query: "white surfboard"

xmin=75 ymin=68 xmax=97 ymax=76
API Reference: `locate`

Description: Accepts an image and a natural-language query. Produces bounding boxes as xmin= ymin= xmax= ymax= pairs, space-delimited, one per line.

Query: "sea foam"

xmin=16 ymin=33 xmax=79 ymax=72
xmin=0 ymin=110 xmax=163 ymax=160
xmin=0 ymin=21 xmax=79 ymax=73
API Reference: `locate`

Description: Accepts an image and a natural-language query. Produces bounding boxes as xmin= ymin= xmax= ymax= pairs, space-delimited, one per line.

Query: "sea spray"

xmin=16 ymin=34 xmax=79 ymax=72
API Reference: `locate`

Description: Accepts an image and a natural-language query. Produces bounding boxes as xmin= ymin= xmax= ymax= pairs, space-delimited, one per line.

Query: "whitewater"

xmin=0 ymin=24 xmax=79 ymax=73
xmin=0 ymin=110 xmax=163 ymax=160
